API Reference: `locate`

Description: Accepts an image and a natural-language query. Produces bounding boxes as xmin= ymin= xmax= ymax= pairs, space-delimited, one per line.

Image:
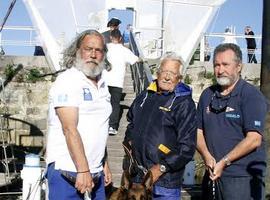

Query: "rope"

xmin=207 ymin=6 xmax=221 ymax=34
xmin=25 ymin=173 xmax=44 ymax=200
xmin=0 ymin=0 xmax=17 ymax=33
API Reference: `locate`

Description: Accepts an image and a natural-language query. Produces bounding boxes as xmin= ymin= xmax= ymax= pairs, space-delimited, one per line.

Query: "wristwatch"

xmin=223 ymin=156 xmax=231 ymax=166
xmin=159 ymin=164 xmax=167 ymax=173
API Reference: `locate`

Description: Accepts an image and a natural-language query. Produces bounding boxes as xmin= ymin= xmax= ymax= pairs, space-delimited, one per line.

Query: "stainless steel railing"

xmin=129 ymin=31 xmax=153 ymax=95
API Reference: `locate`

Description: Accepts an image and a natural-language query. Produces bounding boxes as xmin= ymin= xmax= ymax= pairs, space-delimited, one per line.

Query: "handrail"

xmin=0 ymin=25 xmax=262 ymax=65
xmin=0 ymin=26 xmax=37 ymax=47
xmin=129 ymin=31 xmax=153 ymax=95
xmin=197 ymin=33 xmax=262 ymax=63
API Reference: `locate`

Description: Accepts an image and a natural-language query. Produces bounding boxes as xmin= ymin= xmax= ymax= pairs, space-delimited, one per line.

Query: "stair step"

xmin=107 ymin=66 xmax=136 ymax=186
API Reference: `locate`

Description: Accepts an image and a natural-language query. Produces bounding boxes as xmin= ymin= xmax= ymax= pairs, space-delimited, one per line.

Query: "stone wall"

xmin=0 ymin=56 xmax=261 ymax=154
xmin=185 ymin=61 xmax=261 ymax=103
xmin=0 ymin=56 xmax=53 ymax=151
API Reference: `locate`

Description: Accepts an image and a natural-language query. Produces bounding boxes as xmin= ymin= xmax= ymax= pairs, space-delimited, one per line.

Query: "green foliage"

xmin=150 ymin=66 xmax=157 ymax=75
xmin=253 ymin=77 xmax=260 ymax=85
xmin=205 ymin=72 xmax=214 ymax=79
xmin=4 ymin=64 xmax=16 ymax=80
xmin=184 ymin=74 xmax=192 ymax=85
xmin=203 ymin=71 xmax=217 ymax=85
xmin=26 ymin=68 xmax=44 ymax=82
xmin=211 ymin=76 xmax=217 ymax=85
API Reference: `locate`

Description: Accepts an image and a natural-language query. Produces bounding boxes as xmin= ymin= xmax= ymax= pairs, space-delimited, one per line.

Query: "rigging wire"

xmin=208 ymin=6 xmax=221 ymax=34
xmin=0 ymin=0 xmax=17 ymax=33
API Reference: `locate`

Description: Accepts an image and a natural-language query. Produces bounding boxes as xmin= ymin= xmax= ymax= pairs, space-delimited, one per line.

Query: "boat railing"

xmin=0 ymin=25 xmax=262 ymax=64
xmin=200 ymin=33 xmax=262 ymax=63
xmin=129 ymin=31 xmax=153 ymax=95
xmin=0 ymin=26 xmax=37 ymax=47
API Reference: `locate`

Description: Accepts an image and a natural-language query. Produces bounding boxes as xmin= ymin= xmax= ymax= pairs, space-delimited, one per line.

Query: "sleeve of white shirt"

xmin=51 ymin=77 xmax=80 ymax=108
xmin=124 ymin=48 xmax=139 ymax=65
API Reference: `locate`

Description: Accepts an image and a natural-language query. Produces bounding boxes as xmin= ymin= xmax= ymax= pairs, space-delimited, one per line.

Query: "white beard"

xmin=216 ymin=77 xmax=231 ymax=86
xmin=216 ymin=74 xmax=238 ymax=86
xmin=75 ymin=55 xmax=105 ymax=78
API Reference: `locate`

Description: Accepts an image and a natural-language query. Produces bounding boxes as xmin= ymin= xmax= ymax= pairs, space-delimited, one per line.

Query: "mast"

xmin=260 ymin=0 xmax=270 ymax=194
xmin=161 ymin=0 xmax=165 ymax=55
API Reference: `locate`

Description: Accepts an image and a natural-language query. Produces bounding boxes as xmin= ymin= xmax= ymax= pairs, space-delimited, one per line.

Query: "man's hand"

xmin=103 ymin=161 xmax=112 ymax=186
xmin=203 ymin=153 xmax=216 ymax=171
xmin=149 ymin=164 xmax=163 ymax=183
xmin=75 ymin=172 xmax=94 ymax=194
xmin=210 ymin=159 xmax=226 ymax=181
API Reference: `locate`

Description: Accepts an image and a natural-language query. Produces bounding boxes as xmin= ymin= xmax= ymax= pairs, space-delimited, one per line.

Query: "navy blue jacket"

xmin=125 ymin=81 xmax=197 ymax=188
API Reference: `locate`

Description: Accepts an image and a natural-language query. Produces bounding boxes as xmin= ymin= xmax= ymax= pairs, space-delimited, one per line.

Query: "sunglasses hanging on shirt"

xmin=209 ymin=93 xmax=231 ymax=114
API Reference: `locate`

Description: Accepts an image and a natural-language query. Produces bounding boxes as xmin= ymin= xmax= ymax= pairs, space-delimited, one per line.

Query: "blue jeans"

xmin=152 ymin=185 xmax=181 ymax=200
xmin=46 ymin=163 xmax=105 ymax=200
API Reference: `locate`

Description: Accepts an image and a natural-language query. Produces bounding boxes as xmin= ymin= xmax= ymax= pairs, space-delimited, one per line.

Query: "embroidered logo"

xmin=225 ymin=113 xmax=240 ymax=119
xmin=158 ymin=144 xmax=171 ymax=154
xmin=83 ymin=88 xmax=92 ymax=101
xmin=159 ymin=106 xmax=171 ymax=112
xmin=254 ymin=120 xmax=261 ymax=127
xmin=225 ymin=106 xmax=235 ymax=112
xmin=57 ymin=94 xmax=68 ymax=102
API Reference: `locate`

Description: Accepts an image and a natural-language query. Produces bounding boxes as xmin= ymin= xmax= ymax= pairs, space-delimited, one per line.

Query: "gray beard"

xmin=216 ymin=77 xmax=231 ymax=86
xmin=75 ymin=57 xmax=105 ymax=79
xmin=216 ymin=75 xmax=238 ymax=86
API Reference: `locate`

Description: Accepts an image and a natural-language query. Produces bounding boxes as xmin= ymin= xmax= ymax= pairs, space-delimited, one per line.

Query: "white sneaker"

xmin=108 ymin=127 xmax=118 ymax=135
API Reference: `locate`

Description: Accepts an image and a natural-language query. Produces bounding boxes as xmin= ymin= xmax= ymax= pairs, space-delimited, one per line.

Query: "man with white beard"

xmin=46 ymin=30 xmax=112 ymax=200
xmin=197 ymin=43 xmax=268 ymax=200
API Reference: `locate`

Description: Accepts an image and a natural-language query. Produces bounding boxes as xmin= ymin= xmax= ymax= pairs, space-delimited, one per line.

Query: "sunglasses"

xmin=209 ymin=93 xmax=231 ymax=114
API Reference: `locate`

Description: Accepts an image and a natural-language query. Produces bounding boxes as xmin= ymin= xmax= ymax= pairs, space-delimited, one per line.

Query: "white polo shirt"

xmin=46 ymin=67 xmax=112 ymax=173
xmin=102 ymin=43 xmax=138 ymax=88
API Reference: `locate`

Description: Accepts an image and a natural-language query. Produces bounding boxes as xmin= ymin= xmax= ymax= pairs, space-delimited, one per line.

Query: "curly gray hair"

xmin=61 ymin=29 xmax=108 ymax=68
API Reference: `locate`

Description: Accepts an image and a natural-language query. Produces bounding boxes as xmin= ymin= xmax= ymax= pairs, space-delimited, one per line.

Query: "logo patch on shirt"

xmin=83 ymin=88 xmax=92 ymax=101
xmin=254 ymin=120 xmax=261 ymax=127
xmin=158 ymin=144 xmax=171 ymax=154
xmin=225 ymin=113 xmax=240 ymax=119
xmin=57 ymin=94 xmax=68 ymax=102
xmin=225 ymin=106 xmax=235 ymax=112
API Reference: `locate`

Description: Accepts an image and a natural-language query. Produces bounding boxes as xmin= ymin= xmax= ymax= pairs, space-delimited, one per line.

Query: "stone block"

xmin=35 ymin=119 xmax=47 ymax=130
xmin=26 ymin=107 xmax=40 ymax=115
xmin=20 ymin=135 xmax=44 ymax=147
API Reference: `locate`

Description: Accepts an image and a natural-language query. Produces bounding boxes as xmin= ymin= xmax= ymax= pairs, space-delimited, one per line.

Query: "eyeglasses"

xmin=159 ymin=70 xmax=179 ymax=78
xmin=82 ymin=47 xmax=104 ymax=55
xmin=209 ymin=93 xmax=231 ymax=114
